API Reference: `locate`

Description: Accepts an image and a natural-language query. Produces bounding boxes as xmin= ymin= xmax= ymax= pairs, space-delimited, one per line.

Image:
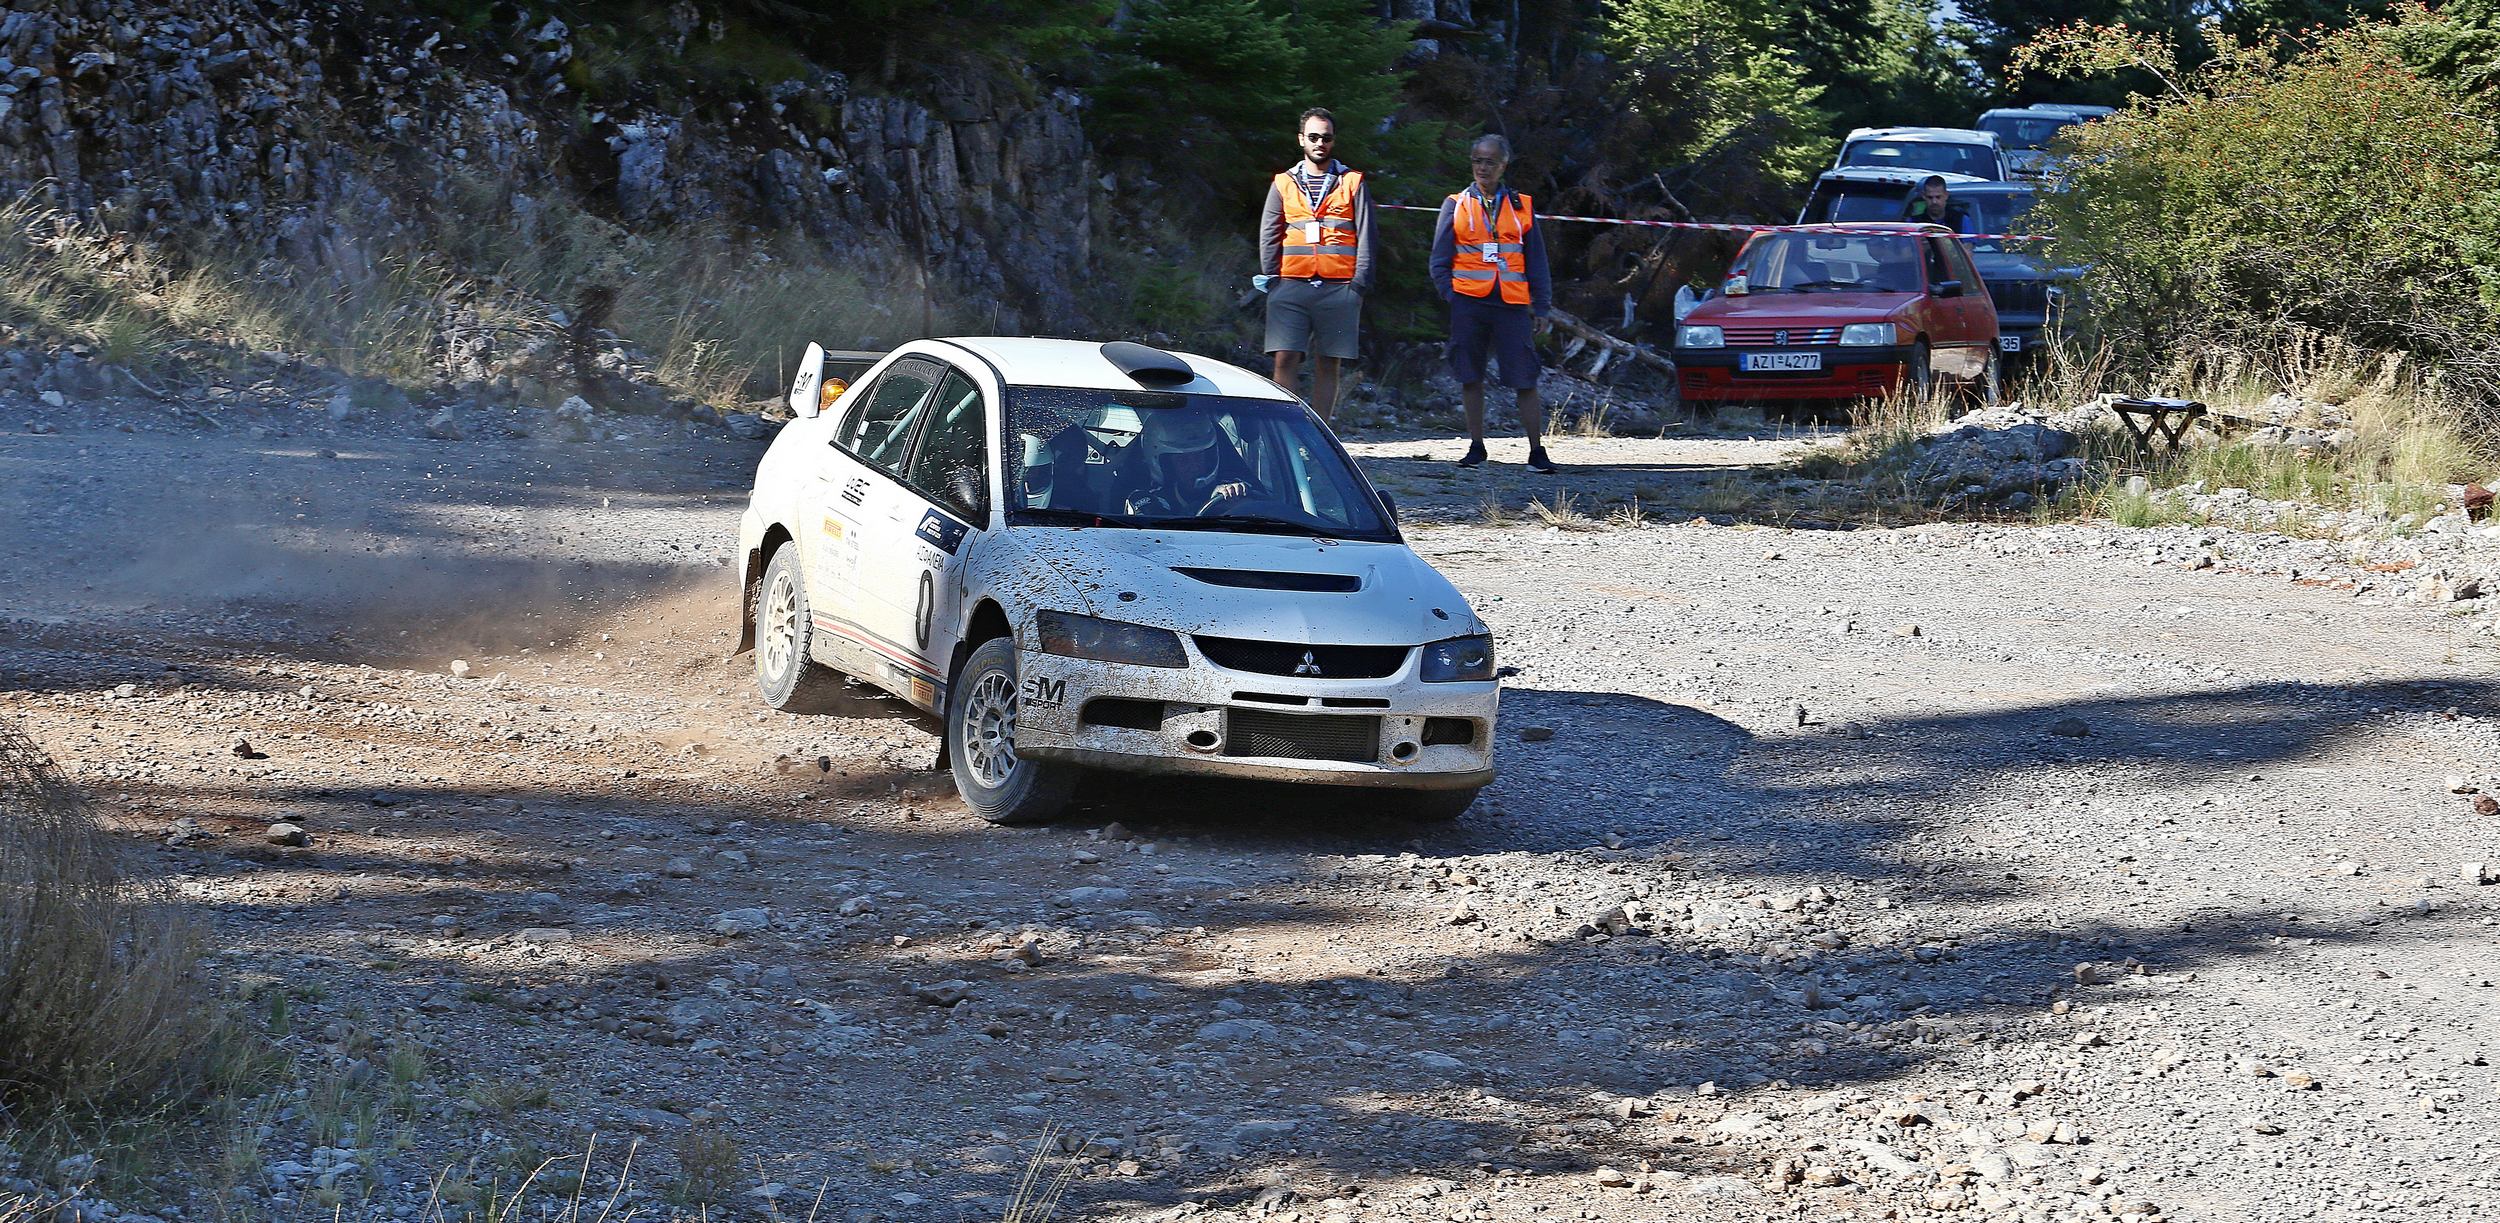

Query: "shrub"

xmin=0 ymin=720 xmax=215 ymax=1117
xmin=2014 ymin=6 xmax=2500 ymax=425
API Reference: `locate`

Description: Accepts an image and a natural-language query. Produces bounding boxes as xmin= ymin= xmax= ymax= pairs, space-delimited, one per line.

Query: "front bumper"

xmin=1012 ymin=644 xmax=1499 ymax=791
xmin=1674 ymin=344 xmax=1910 ymax=402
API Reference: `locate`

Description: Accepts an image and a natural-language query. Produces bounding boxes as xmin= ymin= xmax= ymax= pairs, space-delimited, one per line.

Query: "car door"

xmin=1923 ymin=236 xmax=1983 ymax=379
xmin=811 ymin=355 xmax=944 ymax=680
xmin=851 ymin=365 xmax=996 ymax=713
xmin=1940 ymin=236 xmax=2001 ymax=358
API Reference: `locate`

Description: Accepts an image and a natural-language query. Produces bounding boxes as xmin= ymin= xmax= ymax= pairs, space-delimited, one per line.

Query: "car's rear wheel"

xmin=947 ymin=637 xmax=1076 ymax=825
xmin=1970 ymin=348 xmax=2002 ymax=407
xmin=755 ymin=545 xmax=848 ymax=713
xmin=1380 ymin=785 xmax=1483 ymax=823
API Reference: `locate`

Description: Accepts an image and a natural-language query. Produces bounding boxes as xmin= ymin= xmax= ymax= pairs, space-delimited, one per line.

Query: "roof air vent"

xmin=1101 ymin=341 xmax=1197 ymax=388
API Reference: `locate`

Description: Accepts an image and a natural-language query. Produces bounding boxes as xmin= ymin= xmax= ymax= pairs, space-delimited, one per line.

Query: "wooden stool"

xmin=2110 ymin=397 xmax=2206 ymax=462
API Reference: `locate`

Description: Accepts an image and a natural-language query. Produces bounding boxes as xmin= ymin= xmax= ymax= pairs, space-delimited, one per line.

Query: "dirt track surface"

xmin=4 ymin=396 xmax=2499 ymax=1223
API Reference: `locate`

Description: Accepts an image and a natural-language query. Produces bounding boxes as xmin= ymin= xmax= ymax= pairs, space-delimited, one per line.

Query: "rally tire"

xmin=947 ymin=637 xmax=1077 ymax=825
xmin=754 ymin=545 xmax=849 ymax=714
xmin=1381 ymin=785 xmax=1483 ymax=823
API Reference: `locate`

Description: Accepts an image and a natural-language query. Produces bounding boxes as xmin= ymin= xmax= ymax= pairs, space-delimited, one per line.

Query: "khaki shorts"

xmin=1263 ymin=278 xmax=1362 ymax=360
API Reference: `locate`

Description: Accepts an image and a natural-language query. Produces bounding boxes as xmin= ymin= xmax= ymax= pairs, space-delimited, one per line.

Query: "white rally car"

xmin=733 ymin=337 xmax=1500 ymax=824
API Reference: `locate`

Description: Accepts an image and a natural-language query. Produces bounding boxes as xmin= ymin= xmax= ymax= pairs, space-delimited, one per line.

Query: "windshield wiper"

xmin=1783 ymin=279 xmax=1844 ymax=292
xmin=1136 ymin=513 xmax=1335 ymax=537
xmin=1014 ymin=506 xmax=1140 ymax=528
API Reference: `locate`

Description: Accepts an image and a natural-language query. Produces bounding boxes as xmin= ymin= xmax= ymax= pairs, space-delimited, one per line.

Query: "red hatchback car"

xmin=1673 ymin=223 xmax=2000 ymax=405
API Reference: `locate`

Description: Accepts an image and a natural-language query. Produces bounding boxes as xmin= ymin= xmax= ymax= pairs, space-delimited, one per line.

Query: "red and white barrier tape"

xmin=1377 ymin=201 xmax=2047 ymax=243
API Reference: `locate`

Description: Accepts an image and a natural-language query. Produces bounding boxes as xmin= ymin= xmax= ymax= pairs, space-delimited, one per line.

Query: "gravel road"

xmin=3 ymin=393 xmax=2496 ymax=1223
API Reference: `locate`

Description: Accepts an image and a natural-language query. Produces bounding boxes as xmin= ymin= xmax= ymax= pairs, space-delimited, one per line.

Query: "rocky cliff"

xmin=0 ymin=1 xmax=1097 ymax=378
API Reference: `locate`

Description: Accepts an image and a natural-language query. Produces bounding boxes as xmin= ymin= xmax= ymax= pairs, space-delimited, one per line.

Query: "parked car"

xmin=1672 ymin=223 xmax=2001 ymax=406
xmin=1944 ymin=182 xmax=2076 ymax=365
xmin=735 ymin=338 xmax=1501 ymax=825
xmin=1974 ymin=106 xmax=2106 ymax=180
xmin=1796 ymin=167 xmax=1991 ymax=226
xmin=1832 ymin=126 xmax=2010 ymax=182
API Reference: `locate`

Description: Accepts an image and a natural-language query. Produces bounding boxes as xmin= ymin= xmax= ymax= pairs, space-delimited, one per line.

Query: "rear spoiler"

xmin=786 ymin=343 xmax=887 ymax=418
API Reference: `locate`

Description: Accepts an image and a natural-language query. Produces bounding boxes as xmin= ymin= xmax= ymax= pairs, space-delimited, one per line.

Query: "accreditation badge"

xmin=1480 ymin=242 xmax=1500 ymax=261
xmin=1305 ymin=222 xmax=1322 ymax=245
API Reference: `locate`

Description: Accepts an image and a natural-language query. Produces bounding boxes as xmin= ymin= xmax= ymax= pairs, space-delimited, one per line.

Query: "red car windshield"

xmin=1727 ymin=232 xmax=1923 ymax=294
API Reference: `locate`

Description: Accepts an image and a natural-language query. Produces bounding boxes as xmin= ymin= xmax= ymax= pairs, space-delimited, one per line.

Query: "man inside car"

xmin=1902 ymin=176 xmax=1975 ymax=235
xmin=1124 ymin=412 xmax=1256 ymax=516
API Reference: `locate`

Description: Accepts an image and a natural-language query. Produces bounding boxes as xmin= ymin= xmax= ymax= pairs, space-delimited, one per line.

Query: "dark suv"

xmin=1946 ymin=183 xmax=2073 ymax=365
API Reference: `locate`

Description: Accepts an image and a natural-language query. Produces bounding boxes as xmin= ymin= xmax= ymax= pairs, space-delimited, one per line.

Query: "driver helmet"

xmin=1137 ymin=411 xmax=1223 ymax=468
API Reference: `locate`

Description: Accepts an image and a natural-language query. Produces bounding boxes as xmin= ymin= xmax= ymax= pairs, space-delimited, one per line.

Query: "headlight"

xmin=1676 ymin=325 xmax=1723 ymax=349
xmin=1839 ymin=323 xmax=1896 ymax=346
xmin=1419 ymin=635 xmax=1496 ymax=683
xmin=1036 ymin=611 xmax=1185 ymax=668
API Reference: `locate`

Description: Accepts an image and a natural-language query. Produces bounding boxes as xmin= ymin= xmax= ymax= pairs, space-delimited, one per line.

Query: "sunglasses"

xmin=1302 ymin=132 xmax=1335 ymax=143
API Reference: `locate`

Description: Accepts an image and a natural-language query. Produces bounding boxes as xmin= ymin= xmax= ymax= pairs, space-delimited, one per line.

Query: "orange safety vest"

xmin=1274 ymin=167 xmax=1364 ymax=281
xmin=1449 ymin=188 xmax=1534 ymax=306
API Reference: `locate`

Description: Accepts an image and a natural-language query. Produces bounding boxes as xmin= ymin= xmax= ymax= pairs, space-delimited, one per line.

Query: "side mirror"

xmin=1378 ymin=491 xmax=1399 ymax=523
xmin=1931 ymin=279 xmax=1964 ymax=298
xmin=788 ymin=342 xmax=826 ymax=418
xmin=950 ymin=469 xmax=987 ymax=518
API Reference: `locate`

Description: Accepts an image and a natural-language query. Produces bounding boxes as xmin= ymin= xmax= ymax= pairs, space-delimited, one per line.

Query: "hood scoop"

xmin=1172 ymin=567 xmax=1361 ymax=593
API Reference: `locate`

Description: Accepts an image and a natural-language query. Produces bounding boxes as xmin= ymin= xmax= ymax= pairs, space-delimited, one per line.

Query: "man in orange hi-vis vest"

xmin=1258 ymin=107 xmax=1374 ymax=423
xmin=1428 ymin=133 xmax=1555 ymax=473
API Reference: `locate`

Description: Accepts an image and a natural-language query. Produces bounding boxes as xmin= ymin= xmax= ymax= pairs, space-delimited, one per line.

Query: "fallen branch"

xmin=1545 ymin=307 xmax=1676 ymax=377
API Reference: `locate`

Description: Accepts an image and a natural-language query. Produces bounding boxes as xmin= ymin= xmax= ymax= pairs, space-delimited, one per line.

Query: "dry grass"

xmin=2049 ymin=334 xmax=2491 ymax=530
xmin=0 ymin=186 xmax=925 ymax=407
xmin=0 ymin=719 xmax=217 ymax=1117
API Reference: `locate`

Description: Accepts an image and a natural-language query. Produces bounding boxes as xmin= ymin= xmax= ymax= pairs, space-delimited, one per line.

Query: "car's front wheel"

xmin=755 ymin=545 xmax=848 ymax=713
xmin=1906 ymin=341 xmax=1934 ymax=398
xmin=1970 ymin=347 xmax=2002 ymax=407
xmin=947 ymin=637 xmax=1076 ymax=825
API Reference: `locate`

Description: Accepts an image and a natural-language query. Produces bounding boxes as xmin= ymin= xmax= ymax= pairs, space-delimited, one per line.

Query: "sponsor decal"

xmin=909 ymin=677 xmax=937 ymax=707
xmin=915 ymin=509 xmax=968 ymax=556
xmin=1022 ymin=676 xmax=1066 ymax=708
xmin=819 ymin=514 xmax=844 ymax=541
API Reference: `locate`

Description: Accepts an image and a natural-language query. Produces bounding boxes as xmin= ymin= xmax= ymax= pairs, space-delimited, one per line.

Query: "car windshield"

xmin=1006 ymin=387 xmax=1392 ymax=540
xmin=1956 ymin=192 xmax=2038 ymax=248
xmin=1978 ymin=114 xmax=2082 ymax=150
xmin=1727 ymin=231 xmax=1924 ymax=294
xmin=1840 ymin=139 xmax=1997 ymax=179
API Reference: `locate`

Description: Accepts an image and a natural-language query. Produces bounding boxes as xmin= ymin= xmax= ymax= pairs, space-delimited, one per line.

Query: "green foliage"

xmin=2019 ymin=6 xmax=2500 ymax=418
xmin=1088 ymin=0 xmax=1419 ymax=207
xmin=1601 ymin=0 xmax=1832 ymax=214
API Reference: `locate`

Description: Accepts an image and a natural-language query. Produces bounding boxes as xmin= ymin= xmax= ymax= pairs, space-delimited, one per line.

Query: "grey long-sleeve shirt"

xmin=1428 ymin=184 xmax=1552 ymax=316
xmin=1258 ymin=160 xmax=1375 ymax=295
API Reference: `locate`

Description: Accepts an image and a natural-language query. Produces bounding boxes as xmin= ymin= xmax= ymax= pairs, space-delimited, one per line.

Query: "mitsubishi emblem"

xmin=1773 ymin=329 xmax=1790 ymax=346
xmin=1293 ymin=650 xmax=1324 ymax=677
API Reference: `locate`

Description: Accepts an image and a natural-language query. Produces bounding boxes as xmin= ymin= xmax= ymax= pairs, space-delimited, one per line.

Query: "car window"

xmin=1841 ymin=139 xmax=1996 ymax=179
xmin=1978 ymin=114 xmax=2079 ymax=150
xmin=1006 ymin=388 xmax=1393 ymax=541
xmin=1924 ymin=238 xmax=1957 ymax=286
xmin=837 ymin=358 xmax=940 ymax=473
xmin=904 ymin=371 xmax=990 ymax=522
xmin=1941 ymin=237 xmax=1983 ymax=289
xmin=1729 ymin=231 xmax=1923 ymax=294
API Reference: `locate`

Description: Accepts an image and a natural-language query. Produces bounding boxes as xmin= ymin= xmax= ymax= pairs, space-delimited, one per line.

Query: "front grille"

xmin=1224 ymin=710 xmax=1380 ymax=763
xmin=1724 ymin=326 xmax=1840 ymax=345
xmin=1986 ymin=279 xmax=2051 ymax=314
xmin=1193 ymin=636 xmax=1410 ymax=679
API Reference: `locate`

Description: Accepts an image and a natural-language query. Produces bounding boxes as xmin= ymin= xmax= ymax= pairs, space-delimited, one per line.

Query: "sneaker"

xmin=1456 ymin=442 xmax=1488 ymax=468
xmin=1525 ymin=448 xmax=1560 ymax=474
